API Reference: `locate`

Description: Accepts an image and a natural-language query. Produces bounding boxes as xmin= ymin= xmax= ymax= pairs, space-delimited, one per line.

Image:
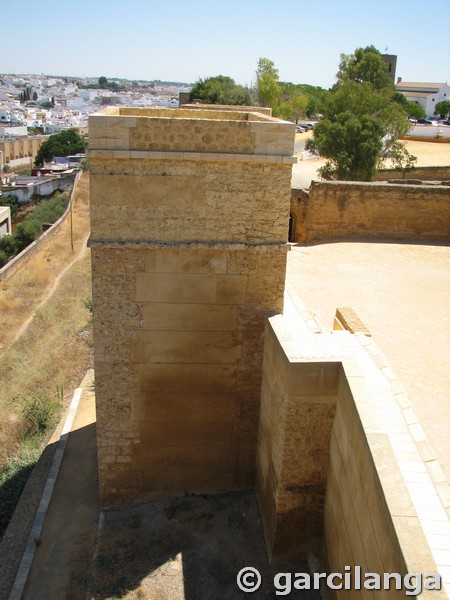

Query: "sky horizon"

xmin=5 ymin=0 xmax=450 ymax=89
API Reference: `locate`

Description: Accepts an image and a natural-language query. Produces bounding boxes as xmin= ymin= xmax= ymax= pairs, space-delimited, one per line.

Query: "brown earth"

xmin=0 ymin=171 xmax=92 ymax=484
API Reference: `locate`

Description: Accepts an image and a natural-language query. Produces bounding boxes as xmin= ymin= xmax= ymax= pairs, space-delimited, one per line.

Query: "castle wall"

xmin=88 ymin=107 xmax=295 ymax=506
xmin=256 ymin=298 xmax=445 ymax=600
xmin=290 ymin=181 xmax=450 ymax=243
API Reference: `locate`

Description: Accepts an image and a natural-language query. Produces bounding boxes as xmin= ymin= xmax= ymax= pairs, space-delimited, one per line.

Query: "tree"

xmin=189 ymin=76 xmax=252 ymax=105
xmin=34 ymin=129 xmax=86 ymax=167
xmin=291 ymin=91 xmax=308 ymax=123
xmin=0 ymin=195 xmax=19 ymax=219
xmin=389 ymin=143 xmax=417 ymax=179
xmin=307 ymin=46 xmax=410 ymax=181
xmin=336 ymin=45 xmax=392 ymax=90
xmin=309 ymin=109 xmax=385 ymax=181
xmin=404 ymin=101 xmax=425 ymax=119
xmin=256 ymin=58 xmax=281 ymax=109
xmin=435 ymin=100 xmax=450 ymax=117
xmin=98 ymin=76 xmax=108 ymax=88
xmin=393 ymin=93 xmax=425 ymax=119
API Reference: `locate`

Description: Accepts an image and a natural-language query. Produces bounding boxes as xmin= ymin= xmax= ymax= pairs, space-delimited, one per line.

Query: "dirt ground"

xmin=401 ymin=139 xmax=450 ymax=166
xmin=0 ymin=172 xmax=91 ymax=350
xmin=88 ymin=491 xmax=321 ymax=600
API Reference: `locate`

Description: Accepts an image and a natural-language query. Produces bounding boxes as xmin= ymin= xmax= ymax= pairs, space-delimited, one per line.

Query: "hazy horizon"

xmin=5 ymin=0 xmax=450 ymax=89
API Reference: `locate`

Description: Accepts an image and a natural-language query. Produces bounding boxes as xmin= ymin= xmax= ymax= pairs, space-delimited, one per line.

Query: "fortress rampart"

xmin=290 ymin=181 xmax=450 ymax=243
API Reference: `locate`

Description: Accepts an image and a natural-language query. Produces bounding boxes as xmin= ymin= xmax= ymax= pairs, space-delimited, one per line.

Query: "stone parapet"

xmin=89 ymin=107 xmax=295 ymax=157
xmin=290 ymin=181 xmax=450 ymax=243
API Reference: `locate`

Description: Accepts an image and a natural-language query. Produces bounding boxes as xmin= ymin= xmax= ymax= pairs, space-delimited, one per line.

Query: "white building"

xmin=0 ymin=206 xmax=12 ymax=239
xmin=396 ymin=81 xmax=450 ymax=116
xmin=0 ymin=106 xmax=12 ymax=123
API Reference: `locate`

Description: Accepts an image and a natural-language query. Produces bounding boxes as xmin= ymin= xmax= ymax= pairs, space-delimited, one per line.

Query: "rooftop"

xmin=396 ymin=82 xmax=446 ymax=91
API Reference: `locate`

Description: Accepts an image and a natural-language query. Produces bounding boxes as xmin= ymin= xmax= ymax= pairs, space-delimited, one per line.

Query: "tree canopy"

xmin=307 ymin=46 xmax=412 ymax=181
xmin=435 ymin=100 xmax=450 ymax=117
xmin=336 ymin=45 xmax=392 ymax=90
xmin=189 ymin=76 xmax=252 ymax=105
xmin=256 ymin=58 xmax=281 ymax=110
xmin=186 ymin=60 xmax=326 ymax=120
xmin=34 ymin=129 xmax=86 ymax=167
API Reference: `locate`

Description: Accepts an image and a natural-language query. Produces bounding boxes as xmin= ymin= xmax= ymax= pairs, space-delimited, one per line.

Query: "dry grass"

xmin=0 ymin=173 xmax=90 ymax=351
xmin=0 ymin=173 xmax=92 ymax=466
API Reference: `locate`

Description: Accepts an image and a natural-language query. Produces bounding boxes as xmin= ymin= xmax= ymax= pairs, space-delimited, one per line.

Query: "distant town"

xmin=0 ymin=73 xmax=191 ymax=136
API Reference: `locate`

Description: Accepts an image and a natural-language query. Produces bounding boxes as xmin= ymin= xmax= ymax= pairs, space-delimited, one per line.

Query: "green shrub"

xmin=14 ymin=394 xmax=60 ymax=438
xmin=0 ymin=196 xmax=20 ymax=219
xmin=14 ymin=220 xmax=42 ymax=251
xmin=83 ymin=296 xmax=93 ymax=313
xmin=0 ymin=192 xmax=69 ymax=260
xmin=0 ymin=249 xmax=7 ymax=268
xmin=28 ymin=193 xmax=68 ymax=225
xmin=0 ymin=234 xmax=18 ymax=257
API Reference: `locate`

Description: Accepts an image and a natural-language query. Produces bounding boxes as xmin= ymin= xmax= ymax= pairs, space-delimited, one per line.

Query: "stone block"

xmin=135 ymin=272 xmax=247 ymax=305
xmin=288 ymin=361 xmax=341 ymax=396
xmin=139 ymin=363 xmax=237 ymax=393
xmin=147 ymin=248 xmax=227 ymax=274
xmin=136 ymin=272 xmax=216 ymax=303
xmin=132 ymin=391 xmax=241 ymax=422
xmin=132 ymin=330 xmax=242 ymax=364
xmin=142 ymin=302 xmax=238 ymax=331
xmin=138 ymin=421 xmax=234 ymax=447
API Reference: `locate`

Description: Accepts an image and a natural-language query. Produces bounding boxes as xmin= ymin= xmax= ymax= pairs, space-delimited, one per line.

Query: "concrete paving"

xmin=286 ymin=241 xmax=450 ymax=483
xmin=21 ymin=371 xmax=99 ymax=600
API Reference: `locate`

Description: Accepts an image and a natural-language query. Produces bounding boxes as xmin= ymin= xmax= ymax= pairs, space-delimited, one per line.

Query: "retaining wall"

xmin=290 ymin=181 xmax=450 ymax=243
xmin=0 ymin=172 xmax=80 ymax=283
xmin=2 ymin=171 xmax=77 ymax=204
xmin=375 ymin=166 xmax=450 ymax=181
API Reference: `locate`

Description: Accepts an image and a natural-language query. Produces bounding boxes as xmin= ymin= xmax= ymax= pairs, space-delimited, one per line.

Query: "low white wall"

xmin=407 ymin=125 xmax=450 ymax=139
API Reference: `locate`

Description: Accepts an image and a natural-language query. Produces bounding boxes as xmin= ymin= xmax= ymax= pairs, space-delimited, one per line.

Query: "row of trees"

xmin=191 ymin=48 xmax=425 ymax=181
xmin=189 ymin=60 xmax=326 ymax=121
xmin=19 ymin=89 xmax=55 ymax=107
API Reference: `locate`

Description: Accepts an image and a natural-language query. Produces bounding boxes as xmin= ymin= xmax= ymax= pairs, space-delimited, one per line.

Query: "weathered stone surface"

xmin=290 ymin=181 xmax=450 ymax=243
xmin=89 ymin=107 xmax=294 ymax=506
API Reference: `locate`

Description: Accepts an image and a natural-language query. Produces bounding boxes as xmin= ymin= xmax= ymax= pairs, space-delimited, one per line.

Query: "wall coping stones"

xmin=88 ymin=239 xmax=291 ymax=250
xmin=88 ymin=149 xmax=297 ymax=164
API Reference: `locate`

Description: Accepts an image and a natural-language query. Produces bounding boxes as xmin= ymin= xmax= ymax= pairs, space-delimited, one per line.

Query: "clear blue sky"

xmin=5 ymin=0 xmax=450 ymax=88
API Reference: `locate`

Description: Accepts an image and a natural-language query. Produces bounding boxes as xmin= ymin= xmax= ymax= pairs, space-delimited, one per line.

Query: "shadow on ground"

xmin=88 ymin=490 xmax=321 ymax=600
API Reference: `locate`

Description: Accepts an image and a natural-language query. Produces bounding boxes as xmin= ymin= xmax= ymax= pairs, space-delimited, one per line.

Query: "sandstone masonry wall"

xmin=256 ymin=303 xmax=445 ymax=599
xmin=89 ymin=107 xmax=295 ymax=506
xmin=290 ymin=181 xmax=450 ymax=243
xmin=256 ymin=314 xmax=338 ymax=560
xmin=374 ymin=165 xmax=450 ymax=181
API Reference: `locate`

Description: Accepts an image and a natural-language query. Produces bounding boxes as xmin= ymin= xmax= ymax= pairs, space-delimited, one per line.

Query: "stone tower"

xmin=88 ymin=107 xmax=295 ymax=507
